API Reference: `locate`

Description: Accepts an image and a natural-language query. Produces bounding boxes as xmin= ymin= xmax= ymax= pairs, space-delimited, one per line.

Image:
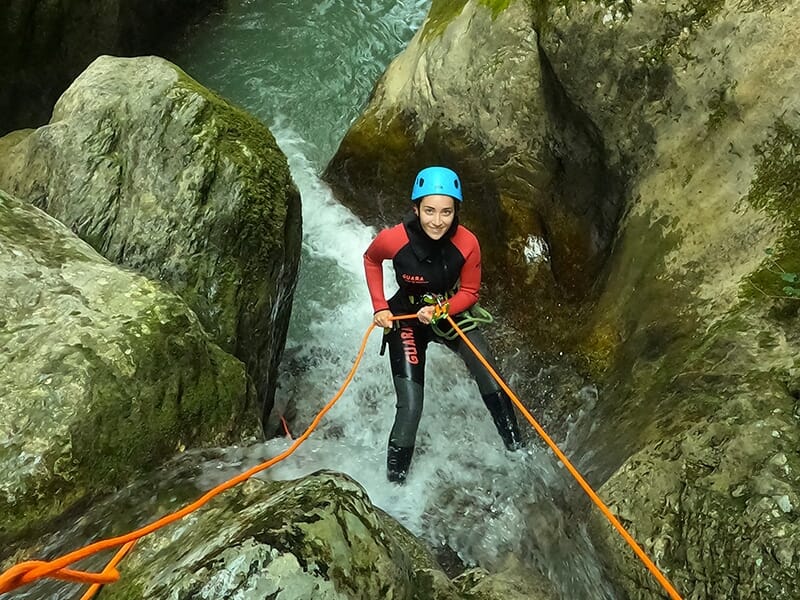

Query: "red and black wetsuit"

xmin=364 ymin=213 xmax=513 ymax=456
xmin=364 ymin=212 xmax=480 ymax=318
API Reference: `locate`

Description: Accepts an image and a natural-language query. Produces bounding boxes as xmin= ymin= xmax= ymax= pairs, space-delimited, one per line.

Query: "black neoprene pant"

xmin=385 ymin=322 xmax=501 ymax=448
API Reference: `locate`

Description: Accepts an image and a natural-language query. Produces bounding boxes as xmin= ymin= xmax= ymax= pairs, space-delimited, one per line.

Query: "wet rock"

xmin=0 ymin=189 xmax=255 ymax=549
xmin=96 ymin=470 xmax=557 ymax=600
xmin=103 ymin=472 xmax=463 ymax=600
xmin=453 ymin=562 xmax=555 ymax=600
xmin=538 ymin=1 xmax=800 ymax=597
xmin=0 ymin=55 xmax=302 ymax=423
xmin=588 ymin=325 xmax=800 ymax=599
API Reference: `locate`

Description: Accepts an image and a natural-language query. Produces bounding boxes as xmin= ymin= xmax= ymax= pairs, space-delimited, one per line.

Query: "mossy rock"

xmin=102 ymin=472 xmax=463 ymax=600
xmin=0 ymin=189 xmax=256 ymax=548
xmin=0 ymin=55 xmax=302 ymax=420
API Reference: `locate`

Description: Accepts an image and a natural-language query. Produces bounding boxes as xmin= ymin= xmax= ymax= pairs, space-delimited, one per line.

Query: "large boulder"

xmin=0 ymin=189 xmax=255 ymax=549
xmin=0 ymin=0 xmax=221 ymax=135
xmin=0 ymin=55 xmax=302 ymax=426
xmin=100 ymin=472 xmax=452 ymax=599
xmin=324 ymin=0 xmax=621 ymax=342
xmin=537 ymin=1 xmax=800 ymax=597
xmin=324 ymin=0 xmax=800 ymax=597
xmin=99 ymin=471 xmax=554 ymax=600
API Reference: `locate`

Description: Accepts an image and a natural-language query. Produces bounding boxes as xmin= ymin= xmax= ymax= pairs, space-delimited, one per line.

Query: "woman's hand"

xmin=416 ymin=306 xmax=436 ymax=325
xmin=373 ymin=309 xmax=394 ymax=329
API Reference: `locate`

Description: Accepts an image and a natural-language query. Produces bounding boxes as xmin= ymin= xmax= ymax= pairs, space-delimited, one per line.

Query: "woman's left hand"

xmin=417 ymin=306 xmax=436 ymax=325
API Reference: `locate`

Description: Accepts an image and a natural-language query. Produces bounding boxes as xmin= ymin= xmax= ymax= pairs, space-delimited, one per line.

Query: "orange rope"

xmin=280 ymin=415 xmax=293 ymax=440
xmin=78 ymin=541 xmax=135 ymax=600
xmin=0 ymin=321 xmax=386 ymax=595
xmin=445 ymin=314 xmax=683 ymax=600
xmin=1 ymin=311 xmax=682 ymax=600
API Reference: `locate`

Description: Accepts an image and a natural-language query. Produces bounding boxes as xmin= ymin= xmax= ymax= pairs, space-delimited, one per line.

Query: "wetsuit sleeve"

xmin=363 ymin=228 xmax=396 ymax=313
xmin=448 ymin=228 xmax=481 ymax=315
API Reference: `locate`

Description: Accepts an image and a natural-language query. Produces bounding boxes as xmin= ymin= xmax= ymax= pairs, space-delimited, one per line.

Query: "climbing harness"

xmin=433 ymin=303 xmax=493 ymax=339
xmin=420 ymin=292 xmax=493 ymax=340
xmin=378 ymin=292 xmax=455 ymax=355
xmin=0 ymin=312 xmax=684 ymax=600
xmin=422 ymin=293 xmax=450 ymax=325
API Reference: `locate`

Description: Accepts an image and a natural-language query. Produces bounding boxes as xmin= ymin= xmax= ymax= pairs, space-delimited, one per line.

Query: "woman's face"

xmin=414 ymin=194 xmax=456 ymax=240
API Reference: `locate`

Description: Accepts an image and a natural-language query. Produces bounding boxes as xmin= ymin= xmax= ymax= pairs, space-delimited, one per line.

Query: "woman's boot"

xmin=482 ymin=391 xmax=523 ymax=450
xmin=387 ymin=442 xmax=415 ymax=483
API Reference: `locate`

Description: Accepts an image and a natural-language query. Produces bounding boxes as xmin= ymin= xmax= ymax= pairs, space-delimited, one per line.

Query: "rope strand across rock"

xmin=0 ymin=313 xmax=683 ymax=600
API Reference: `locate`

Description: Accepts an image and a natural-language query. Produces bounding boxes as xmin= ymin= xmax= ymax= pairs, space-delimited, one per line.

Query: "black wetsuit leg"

xmin=384 ymin=322 xmax=429 ymax=481
xmin=442 ymin=327 xmax=523 ymax=450
xmin=444 ymin=326 xmax=500 ymax=395
xmin=386 ymin=322 xmax=429 ymax=448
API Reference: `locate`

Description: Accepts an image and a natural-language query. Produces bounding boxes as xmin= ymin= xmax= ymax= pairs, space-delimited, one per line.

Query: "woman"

xmin=364 ymin=166 xmax=522 ymax=483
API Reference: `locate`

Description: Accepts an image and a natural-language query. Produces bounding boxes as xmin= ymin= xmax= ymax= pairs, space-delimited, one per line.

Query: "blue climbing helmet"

xmin=410 ymin=166 xmax=463 ymax=202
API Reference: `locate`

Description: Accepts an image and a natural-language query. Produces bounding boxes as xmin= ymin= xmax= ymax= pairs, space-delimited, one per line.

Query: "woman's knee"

xmin=457 ymin=330 xmax=501 ymax=395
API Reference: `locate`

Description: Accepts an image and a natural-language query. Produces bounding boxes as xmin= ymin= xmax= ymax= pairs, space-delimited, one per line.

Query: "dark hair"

xmin=416 ymin=194 xmax=460 ymax=215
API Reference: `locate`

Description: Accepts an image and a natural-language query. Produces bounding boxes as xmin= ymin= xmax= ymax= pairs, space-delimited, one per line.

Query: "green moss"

xmin=70 ymin=306 xmax=250 ymax=483
xmin=0 ymin=485 xmax=89 ymax=556
xmin=737 ymin=0 xmax=782 ymax=11
xmin=353 ymin=109 xmax=415 ymax=165
xmin=328 ymin=106 xmax=419 ymax=213
xmin=0 ymin=128 xmax=34 ymax=156
xmin=685 ymin=0 xmax=725 ymax=26
xmin=0 ymin=295 xmax=253 ymax=547
xmin=172 ymin=65 xmax=302 ymax=382
xmin=421 ymin=0 xmax=514 ymax=40
xmin=173 ymin=68 xmax=295 ymax=265
xmin=106 ymin=581 xmax=147 ymax=600
xmin=578 ymin=321 xmax=621 ymax=377
xmin=480 ymin=0 xmax=514 ymax=18
xmin=705 ymin=80 xmax=739 ymax=134
xmin=743 ymin=119 xmax=800 ymax=298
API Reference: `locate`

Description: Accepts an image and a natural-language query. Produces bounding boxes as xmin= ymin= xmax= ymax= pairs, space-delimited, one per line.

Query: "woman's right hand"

xmin=373 ymin=309 xmax=394 ymax=329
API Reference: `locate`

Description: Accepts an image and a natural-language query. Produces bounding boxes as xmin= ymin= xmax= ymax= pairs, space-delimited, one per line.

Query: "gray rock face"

xmin=0 ymin=0 xmax=221 ymax=134
xmin=0 ymin=189 xmax=255 ymax=547
xmin=101 ymin=471 xmax=554 ymax=600
xmin=324 ymin=0 xmax=800 ymax=597
xmin=0 ymin=55 xmax=302 ymax=424
xmin=540 ymin=2 xmax=800 ymax=597
xmin=324 ymin=0 xmax=621 ymax=339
